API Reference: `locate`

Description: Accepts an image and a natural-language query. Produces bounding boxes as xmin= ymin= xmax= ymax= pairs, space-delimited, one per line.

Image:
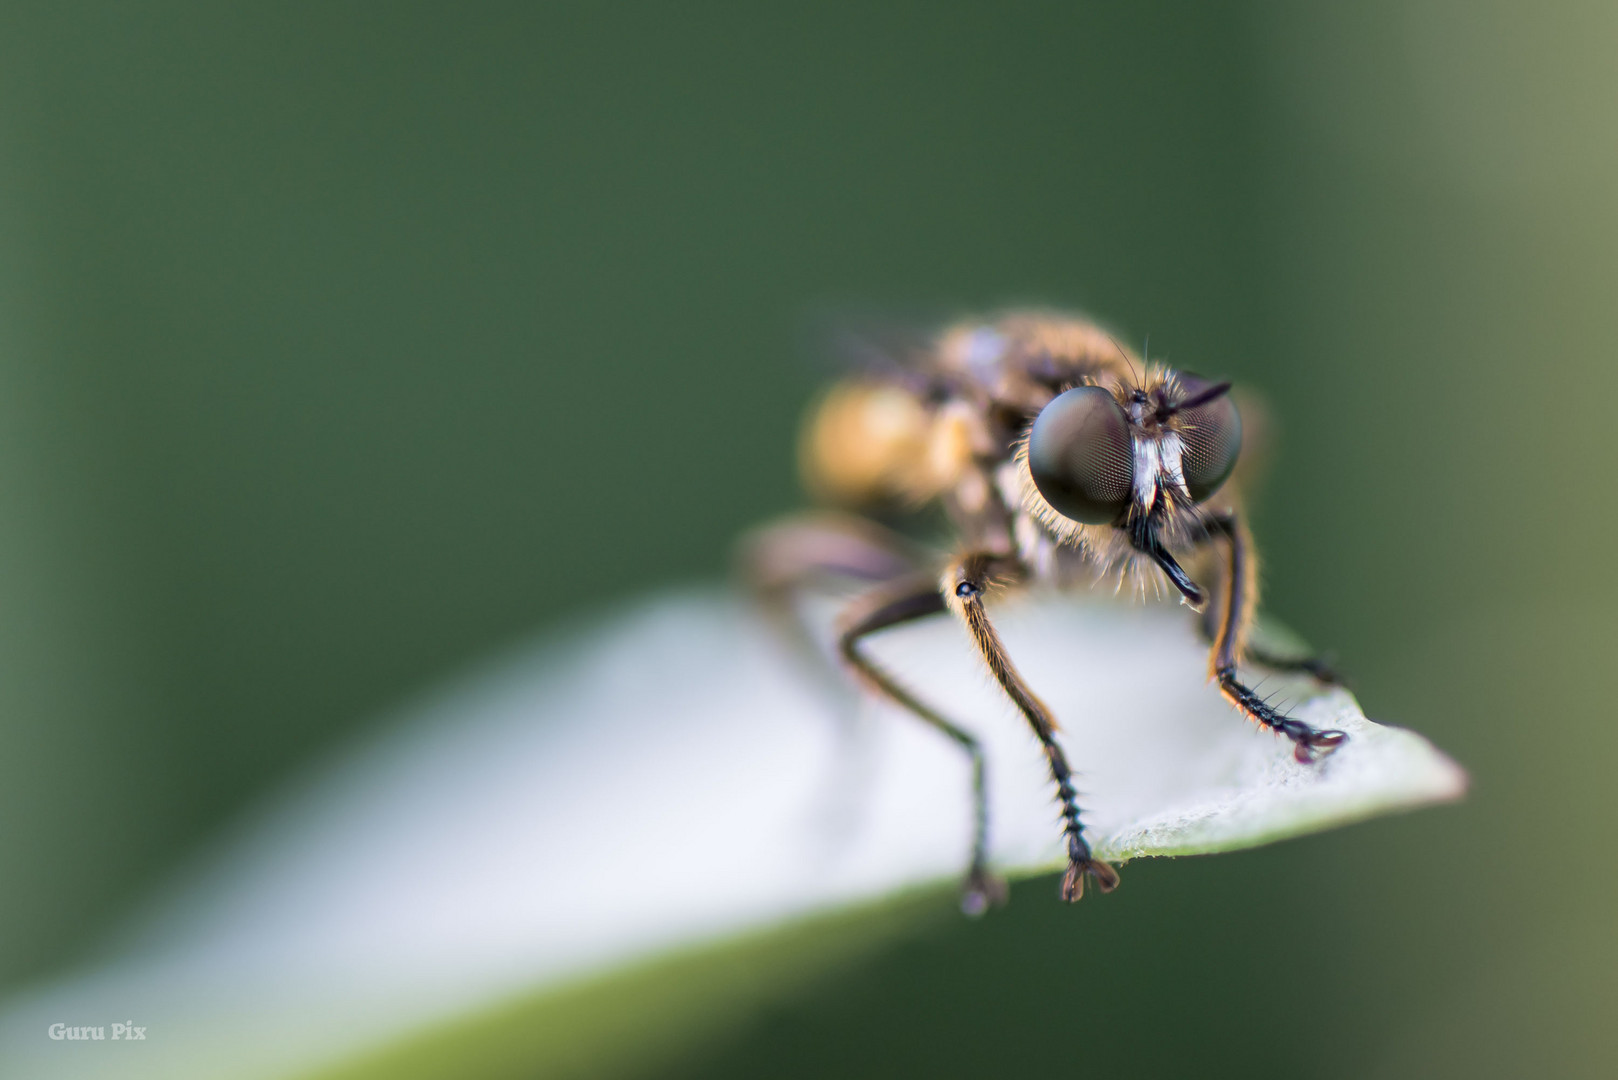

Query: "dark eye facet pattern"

xmin=1027 ymin=386 xmax=1134 ymax=524
xmin=1174 ymin=373 xmax=1242 ymax=501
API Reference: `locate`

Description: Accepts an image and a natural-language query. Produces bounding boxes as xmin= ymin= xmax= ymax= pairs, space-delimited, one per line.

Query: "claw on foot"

xmin=960 ymin=866 xmax=1008 ymax=917
xmin=1059 ymin=857 xmax=1120 ymax=903
xmin=1292 ymin=727 xmax=1347 ymax=764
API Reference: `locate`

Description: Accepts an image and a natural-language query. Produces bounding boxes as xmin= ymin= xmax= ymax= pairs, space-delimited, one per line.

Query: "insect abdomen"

xmin=799 ymin=379 xmax=974 ymax=507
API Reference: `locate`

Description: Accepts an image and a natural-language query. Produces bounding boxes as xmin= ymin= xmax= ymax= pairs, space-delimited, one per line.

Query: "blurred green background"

xmin=0 ymin=2 xmax=1613 ymax=1077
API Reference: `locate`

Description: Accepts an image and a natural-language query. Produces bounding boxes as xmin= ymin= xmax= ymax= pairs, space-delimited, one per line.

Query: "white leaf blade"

xmin=0 ymin=586 xmax=1465 ymax=1080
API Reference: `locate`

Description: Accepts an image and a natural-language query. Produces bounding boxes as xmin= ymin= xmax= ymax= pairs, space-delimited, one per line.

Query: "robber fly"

xmin=743 ymin=311 xmax=1344 ymax=913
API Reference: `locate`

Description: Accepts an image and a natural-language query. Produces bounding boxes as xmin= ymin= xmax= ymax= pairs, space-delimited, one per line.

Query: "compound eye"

xmin=1175 ymin=373 xmax=1242 ymax=501
xmin=1027 ymin=386 xmax=1134 ymax=525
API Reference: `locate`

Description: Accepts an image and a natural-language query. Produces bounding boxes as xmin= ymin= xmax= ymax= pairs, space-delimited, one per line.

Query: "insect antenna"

xmin=1107 ymin=334 xmax=1143 ymax=391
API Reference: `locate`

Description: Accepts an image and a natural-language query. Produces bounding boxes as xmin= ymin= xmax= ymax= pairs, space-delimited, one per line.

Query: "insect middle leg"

xmin=837 ymin=575 xmax=1006 ymax=915
xmin=740 ymin=511 xmax=929 ymax=695
xmin=944 ymin=552 xmax=1119 ymax=903
xmin=1203 ymin=511 xmax=1346 ymax=763
xmin=741 ymin=511 xmax=926 ymax=627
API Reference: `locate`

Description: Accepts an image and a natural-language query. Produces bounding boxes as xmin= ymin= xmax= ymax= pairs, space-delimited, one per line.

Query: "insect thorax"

xmin=801 ymin=311 xmax=1228 ymax=597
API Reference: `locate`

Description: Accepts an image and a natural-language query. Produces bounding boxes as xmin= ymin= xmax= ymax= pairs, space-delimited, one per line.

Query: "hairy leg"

xmin=740 ymin=511 xmax=926 ymax=628
xmin=1197 ymin=598 xmax=1344 ymax=685
xmin=944 ymin=552 xmax=1119 ymax=903
xmin=1203 ymin=512 xmax=1346 ymax=763
xmin=837 ymin=576 xmax=1005 ymax=914
xmin=738 ymin=511 xmax=929 ymax=693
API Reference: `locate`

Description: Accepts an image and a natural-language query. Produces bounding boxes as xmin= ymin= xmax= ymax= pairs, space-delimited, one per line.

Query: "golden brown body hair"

xmin=750 ymin=310 xmax=1343 ymax=912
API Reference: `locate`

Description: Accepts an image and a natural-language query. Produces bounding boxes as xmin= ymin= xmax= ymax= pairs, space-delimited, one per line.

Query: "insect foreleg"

xmin=944 ymin=552 xmax=1119 ymax=903
xmin=1196 ymin=595 xmax=1343 ymax=684
xmin=1201 ymin=511 xmax=1346 ymax=763
xmin=837 ymin=576 xmax=1005 ymax=915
